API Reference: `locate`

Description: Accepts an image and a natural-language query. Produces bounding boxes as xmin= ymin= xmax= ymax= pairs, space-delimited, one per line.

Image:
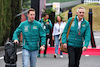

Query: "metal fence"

xmin=84 ymin=0 xmax=100 ymax=5
xmin=46 ymin=0 xmax=78 ymax=3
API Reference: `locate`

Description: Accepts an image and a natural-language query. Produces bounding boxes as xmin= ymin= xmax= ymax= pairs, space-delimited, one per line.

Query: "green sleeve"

xmin=38 ymin=20 xmax=41 ymax=22
xmin=83 ymin=23 xmax=91 ymax=47
xmin=39 ymin=24 xmax=46 ymax=45
xmin=62 ymin=17 xmax=72 ymax=44
xmin=47 ymin=20 xmax=52 ymax=29
xmin=12 ymin=23 xmax=22 ymax=41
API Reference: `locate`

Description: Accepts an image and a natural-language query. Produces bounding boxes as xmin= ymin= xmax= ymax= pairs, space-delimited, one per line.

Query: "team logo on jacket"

xmin=82 ymin=23 xmax=85 ymax=27
xmin=24 ymin=26 xmax=28 ymax=32
xmin=33 ymin=26 xmax=37 ymax=29
xmin=71 ymin=21 xmax=75 ymax=27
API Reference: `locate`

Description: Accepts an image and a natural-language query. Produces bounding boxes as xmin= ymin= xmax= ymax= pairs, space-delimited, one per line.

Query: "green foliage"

xmin=0 ymin=0 xmax=12 ymax=46
xmin=44 ymin=8 xmax=64 ymax=23
xmin=88 ymin=3 xmax=99 ymax=5
xmin=43 ymin=8 xmax=55 ymax=15
xmin=46 ymin=0 xmax=76 ymax=3
xmin=22 ymin=0 xmax=31 ymax=8
xmin=0 ymin=0 xmax=21 ymax=46
xmin=10 ymin=0 xmax=21 ymax=40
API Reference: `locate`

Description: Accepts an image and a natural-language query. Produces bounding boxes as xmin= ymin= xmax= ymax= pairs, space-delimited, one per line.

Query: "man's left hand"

xmin=40 ymin=45 xmax=45 ymax=51
xmin=82 ymin=46 xmax=87 ymax=51
xmin=46 ymin=22 xmax=49 ymax=25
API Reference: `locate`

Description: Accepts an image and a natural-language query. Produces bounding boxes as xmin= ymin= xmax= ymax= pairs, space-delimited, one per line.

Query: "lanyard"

xmin=58 ymin=23 xmax=60 ymax=32
xmin=43 ymin=23 xmax=46 ymax=29
xmin=78 ymin=21 xmax=82 ymax=35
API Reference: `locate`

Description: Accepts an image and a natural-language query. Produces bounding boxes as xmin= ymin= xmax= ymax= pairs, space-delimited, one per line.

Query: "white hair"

xmin=77 ymin=7 xmax=85 ymax=12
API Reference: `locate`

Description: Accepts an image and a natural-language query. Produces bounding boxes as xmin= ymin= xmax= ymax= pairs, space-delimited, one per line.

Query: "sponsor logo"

xmin=24 ymin=26 xmax=28 ymax=32
xmin=33 ymin=26 xmax=37 ymax=29
xmin=82 ymin=24 xmax=85 ymax=27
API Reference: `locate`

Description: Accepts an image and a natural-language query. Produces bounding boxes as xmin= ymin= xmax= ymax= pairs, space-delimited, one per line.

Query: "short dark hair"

xmin=42 ymin=13 xmax=48 ymax=17
xmin=28 ymin=8 xmax=35 ymax=14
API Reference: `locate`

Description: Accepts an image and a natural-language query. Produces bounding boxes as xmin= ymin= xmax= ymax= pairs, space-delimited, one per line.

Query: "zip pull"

xmin=78 ymin=30 xmax=81 ymax=35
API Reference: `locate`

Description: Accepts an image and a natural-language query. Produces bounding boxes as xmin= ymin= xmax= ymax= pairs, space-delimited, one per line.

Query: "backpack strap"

xmin=59 ymin=17 xmax=74 ymax=40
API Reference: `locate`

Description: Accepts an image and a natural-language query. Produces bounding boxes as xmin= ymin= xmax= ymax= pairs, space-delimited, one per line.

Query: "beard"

xmin=28 ymin=18 xmax=34 ymax=22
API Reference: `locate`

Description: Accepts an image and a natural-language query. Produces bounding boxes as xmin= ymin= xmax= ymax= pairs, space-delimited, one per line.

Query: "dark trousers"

xmin=38 ymin=35 xmax=50 ymax=54
xmin=67 ymin=46 xmax=82 ymax=67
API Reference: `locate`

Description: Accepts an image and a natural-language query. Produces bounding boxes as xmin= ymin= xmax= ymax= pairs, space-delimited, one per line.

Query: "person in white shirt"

xmin=52 ymin=15 xmax=66 ymax=58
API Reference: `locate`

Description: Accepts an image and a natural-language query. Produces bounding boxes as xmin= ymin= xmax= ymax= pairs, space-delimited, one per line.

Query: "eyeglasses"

xmin=78 ymin=12 xmax=85 ymax=14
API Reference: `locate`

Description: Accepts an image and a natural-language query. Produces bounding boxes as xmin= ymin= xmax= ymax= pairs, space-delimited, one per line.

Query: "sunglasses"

xmin=78 ymin=12 xmax=85 ymax=14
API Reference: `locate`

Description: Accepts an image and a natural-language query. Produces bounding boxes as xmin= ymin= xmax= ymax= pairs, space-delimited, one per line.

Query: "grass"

xmin=61 ymin=3 xmax=100 ymax=31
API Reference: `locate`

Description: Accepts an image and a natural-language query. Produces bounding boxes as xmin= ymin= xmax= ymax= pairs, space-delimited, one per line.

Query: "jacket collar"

xmin=75 ymin=15 xmax=85 ymax=23
xmin=27 ymin=20 xmax=34 ymax=24
xmin=77 ymin=16 xmax=83 ymax=22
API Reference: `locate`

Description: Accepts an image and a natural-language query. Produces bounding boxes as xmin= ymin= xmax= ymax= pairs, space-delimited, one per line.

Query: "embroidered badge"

xmin=82 ymin=23 xmax=85 ymax=27
xmin=33 ymin=26 xmax=37 ymax=29
xmin=24 ymin=26 xmax=28 ymax=32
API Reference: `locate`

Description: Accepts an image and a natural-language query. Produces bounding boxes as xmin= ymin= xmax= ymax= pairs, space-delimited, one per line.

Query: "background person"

xmin=62 ymin=7 xmax=91 ymax=67
xmin=13 ymin=8 xmax=46 ymax=67
xmin=38 ymin=13 xmax=53 ymax=57
xmin=52 ymin=15 xmax=66 ymax=58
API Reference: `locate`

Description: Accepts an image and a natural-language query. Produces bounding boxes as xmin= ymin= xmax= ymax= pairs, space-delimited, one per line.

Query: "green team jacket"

xmin=39 ymin=18 xmax=52 ymax=34
xmin=12 ymin=20 xmax=46 ymax=51
xmin=62 ymin=15 xmax=91 ymax=47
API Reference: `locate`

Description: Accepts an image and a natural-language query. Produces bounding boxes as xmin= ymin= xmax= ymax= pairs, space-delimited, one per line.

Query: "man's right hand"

xmin=63 ymin=43 xmax=67 ymax=49
xmin=46 ymin=22 xmax=49 ymax=25
xmin=40 ymin=46 xmax=45 ymax=51
xmin=14 ymin=40 xmax=19 ymax=44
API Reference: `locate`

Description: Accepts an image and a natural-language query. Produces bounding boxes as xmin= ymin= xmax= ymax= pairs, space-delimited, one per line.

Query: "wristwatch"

xmin=42 ymin=45 xmax=45 ymax=47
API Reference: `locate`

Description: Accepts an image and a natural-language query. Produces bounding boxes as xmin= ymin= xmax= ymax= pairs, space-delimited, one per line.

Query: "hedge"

xmin=0 ymin=0 xmax=21 ymax=46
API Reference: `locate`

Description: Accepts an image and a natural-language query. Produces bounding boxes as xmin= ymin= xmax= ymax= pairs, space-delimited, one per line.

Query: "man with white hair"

xmin=62 ymin=7 xmax=90 ymax=67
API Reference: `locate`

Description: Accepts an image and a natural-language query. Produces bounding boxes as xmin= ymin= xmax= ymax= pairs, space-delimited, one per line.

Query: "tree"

xmin=0 ymin=0 xmax=21 ymax=46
